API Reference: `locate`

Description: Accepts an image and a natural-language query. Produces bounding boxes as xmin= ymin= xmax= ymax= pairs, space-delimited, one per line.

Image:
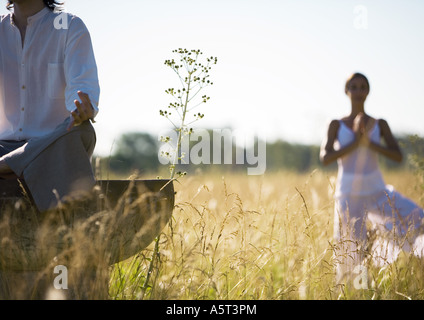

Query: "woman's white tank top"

xmin=334 ymin=120 xmax=386 ymax=198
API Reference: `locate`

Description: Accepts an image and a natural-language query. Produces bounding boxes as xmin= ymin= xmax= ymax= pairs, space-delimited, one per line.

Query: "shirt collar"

xmin=11 ymin=6 xmax=50 ymax=26
xmin=27 ymin=7 xmax=50 ymax=24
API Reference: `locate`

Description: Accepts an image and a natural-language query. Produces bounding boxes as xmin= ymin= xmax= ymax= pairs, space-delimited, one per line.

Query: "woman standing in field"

xmin=320 ymin=72 xmax=424 ymax=280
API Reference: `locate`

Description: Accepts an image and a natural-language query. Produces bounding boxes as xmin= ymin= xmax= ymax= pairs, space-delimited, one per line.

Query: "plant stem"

xmin=170 ymin=69 xmax=192 ymax=180
xmin=140 ymin=234 xmax=160 ymax=299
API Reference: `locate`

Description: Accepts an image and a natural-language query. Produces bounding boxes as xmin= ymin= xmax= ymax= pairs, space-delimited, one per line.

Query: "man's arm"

xmin=63 ymin=15 xmax=100 ymax=129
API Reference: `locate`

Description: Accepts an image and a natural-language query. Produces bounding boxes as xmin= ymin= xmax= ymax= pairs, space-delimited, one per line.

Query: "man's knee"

xmin=69 ymin=121 xmax=96 ymax=156
xmin=0 ymin=140 xmax=27 ymax=157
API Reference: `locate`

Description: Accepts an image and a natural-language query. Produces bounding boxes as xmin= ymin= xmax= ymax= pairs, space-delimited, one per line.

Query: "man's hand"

xmin=67 ymin=91 xmax=95 ymax=131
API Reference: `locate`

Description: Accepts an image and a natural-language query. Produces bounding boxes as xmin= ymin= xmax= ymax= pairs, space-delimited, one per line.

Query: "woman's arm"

xmin=368 ymin=119 xmax=403 ymax=162
xmin=320 ymin=120 xmax=360 ymax=166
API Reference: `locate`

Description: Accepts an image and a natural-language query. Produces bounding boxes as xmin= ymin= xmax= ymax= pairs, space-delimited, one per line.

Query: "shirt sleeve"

xmin=64 ymin=15 xmax=100 ymax=118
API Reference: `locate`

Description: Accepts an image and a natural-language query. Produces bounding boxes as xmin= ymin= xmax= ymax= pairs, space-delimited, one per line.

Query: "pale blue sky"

xmin=2 ymin=0 xmax=424 ymax=156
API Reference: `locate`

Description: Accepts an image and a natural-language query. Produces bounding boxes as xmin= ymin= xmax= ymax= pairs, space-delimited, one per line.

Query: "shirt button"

xmin=21 ymin=107 xmax=25 ymax=111
xmin=19 ymin=128 xmax=23 ymax=132
xmin=21 ymin=85 xmax=26 ymax=89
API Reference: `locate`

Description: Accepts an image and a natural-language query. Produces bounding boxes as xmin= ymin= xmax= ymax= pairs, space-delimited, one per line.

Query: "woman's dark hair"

xmin=7 ymin=1 xmax=64 ymax=11
xmin=345 ymin=72 xmax=370 ymax=94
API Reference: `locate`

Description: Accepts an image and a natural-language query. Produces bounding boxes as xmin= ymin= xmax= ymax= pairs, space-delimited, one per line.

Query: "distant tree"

xmin=266 ymin=140 xmax=322 ymax=172
xmin=109 ymin=132 xmax=160 ymax=174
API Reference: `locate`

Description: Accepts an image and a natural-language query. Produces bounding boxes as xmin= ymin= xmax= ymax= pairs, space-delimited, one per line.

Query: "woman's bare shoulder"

xmin=325 ymin=119 xmax=341 ymax=137
xmin=376 ymin=118 xmax=391 ymax=132
xmin=329 ymin=119 xmax=341 ymax=126
xmin=376 ymin=118 xmax=388 ymax=125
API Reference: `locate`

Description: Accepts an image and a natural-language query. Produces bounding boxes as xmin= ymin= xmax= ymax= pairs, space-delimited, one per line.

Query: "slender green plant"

xmin=160 ymin=48 xmax=218 ymax=179
xmin=141 ymin=49 xmax=217 ymax=298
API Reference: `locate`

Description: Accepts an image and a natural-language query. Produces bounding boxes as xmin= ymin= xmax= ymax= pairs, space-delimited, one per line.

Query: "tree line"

xmin=97 ymin=130 xmax=424 ymax=177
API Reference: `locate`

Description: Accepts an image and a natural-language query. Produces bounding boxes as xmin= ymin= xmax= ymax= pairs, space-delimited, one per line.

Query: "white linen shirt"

xmin=0 ymin=7 xmax=100 ymax=141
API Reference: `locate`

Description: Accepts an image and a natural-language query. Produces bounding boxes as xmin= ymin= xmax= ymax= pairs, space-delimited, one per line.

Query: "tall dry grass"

xmin=110 ymin=168 xmax=424 ymax=300
xmin=1 ymin=168 xmax=423 ymax=299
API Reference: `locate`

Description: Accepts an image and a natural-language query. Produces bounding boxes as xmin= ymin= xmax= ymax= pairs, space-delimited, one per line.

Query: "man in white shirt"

xmin=0 ymin=0 xmax=100 ymax=211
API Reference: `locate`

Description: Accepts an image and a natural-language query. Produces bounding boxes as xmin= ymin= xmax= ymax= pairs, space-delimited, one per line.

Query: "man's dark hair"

xmin=7 ymin=1 xmax=64 ymax=11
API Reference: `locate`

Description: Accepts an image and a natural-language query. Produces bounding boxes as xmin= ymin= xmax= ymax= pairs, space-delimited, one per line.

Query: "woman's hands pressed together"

xmin=352 ymin=112 xmax=371 ymax=147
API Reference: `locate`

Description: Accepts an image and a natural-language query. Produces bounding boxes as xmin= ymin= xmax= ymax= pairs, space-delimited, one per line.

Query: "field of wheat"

xmin=109 ymin=168 xmax=424 ymax=300
xmin=0 ymin=168 xmax=423 ymax=300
